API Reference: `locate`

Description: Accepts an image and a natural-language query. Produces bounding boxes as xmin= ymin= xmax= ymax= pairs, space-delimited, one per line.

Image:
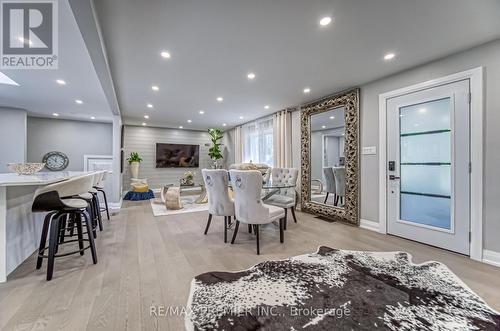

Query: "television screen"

xmin=156 ymin=143 xmax=199 ymax=168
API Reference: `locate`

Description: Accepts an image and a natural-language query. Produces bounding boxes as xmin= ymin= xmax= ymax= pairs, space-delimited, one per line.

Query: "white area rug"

xmin=150 ymin=195 xmax=208 ymax=216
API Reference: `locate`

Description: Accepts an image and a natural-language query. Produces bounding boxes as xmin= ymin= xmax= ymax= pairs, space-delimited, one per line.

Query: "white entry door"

xmin=386 ymin=79 xmax=470 ymax=255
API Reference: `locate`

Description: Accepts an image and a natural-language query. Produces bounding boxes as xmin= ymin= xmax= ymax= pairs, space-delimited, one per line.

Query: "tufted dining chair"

xmin=229 ymin=170 xmax=286 ymax=254
xmin=333 ymin=167 xmax=346 ymax=206
xmin=322 ymin=167 xmax=336 ymax=204
xmin=202 ymin=169 xmax=235 ymax=243
xmin=264 ymin=168 xmax=299 ymax=225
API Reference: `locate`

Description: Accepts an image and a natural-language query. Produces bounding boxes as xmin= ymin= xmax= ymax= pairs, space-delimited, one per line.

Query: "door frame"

xmin=378 ymin=67 xmax=483 ymax=261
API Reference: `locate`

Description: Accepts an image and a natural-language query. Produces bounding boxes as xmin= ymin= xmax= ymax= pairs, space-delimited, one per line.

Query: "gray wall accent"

xmin=0 ymin=108 xmax=27 ymax=172
xmin=123 ymin=125 xmax=215 ymax=190
xmin=27 ymin=117 xmax=113 ymax=171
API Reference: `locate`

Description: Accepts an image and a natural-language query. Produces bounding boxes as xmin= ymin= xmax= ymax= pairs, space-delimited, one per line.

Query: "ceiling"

xmin=311 ymin=107 xmax=345 ymax=132
xmin=94 ymin=0 xmax=500 ymax=130
xmin=0 ymin=0 xmax=112 ymax=122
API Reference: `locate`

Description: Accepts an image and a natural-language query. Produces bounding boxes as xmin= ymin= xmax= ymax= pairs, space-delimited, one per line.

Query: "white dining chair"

xmin=265 ymin=168 xmax=298 ymax=225
xmin=229 ymin=170 xmax=286 ymax=255
xmin=202 ymin=169 xmax=235 ymax=243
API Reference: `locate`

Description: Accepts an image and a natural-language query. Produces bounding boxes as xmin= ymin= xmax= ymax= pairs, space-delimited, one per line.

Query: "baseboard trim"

xmin=359 ymin=219 xmax=380 ymax=233
xmin=482 ymin=249 xmax=500 ymax=268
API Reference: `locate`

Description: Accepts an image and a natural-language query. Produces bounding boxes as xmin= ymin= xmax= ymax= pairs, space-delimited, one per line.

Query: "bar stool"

xmin=32 ymin=174 xmax=98 ymax=281
xmin=94 ymin=171 xmax=110 ymax=221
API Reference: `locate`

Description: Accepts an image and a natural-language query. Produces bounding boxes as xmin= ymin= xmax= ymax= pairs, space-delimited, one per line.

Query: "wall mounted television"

xmin=156 ymin=143 xmax=200 ymax=168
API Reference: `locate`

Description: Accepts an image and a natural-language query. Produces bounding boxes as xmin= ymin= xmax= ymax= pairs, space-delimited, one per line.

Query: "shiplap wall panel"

xmin=123 ymin=125 xmax=215 ymax=190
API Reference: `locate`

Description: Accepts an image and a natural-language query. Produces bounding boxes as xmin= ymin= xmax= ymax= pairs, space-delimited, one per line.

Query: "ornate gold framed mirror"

xmin=300 ymin=88 xmax=360 ymax=225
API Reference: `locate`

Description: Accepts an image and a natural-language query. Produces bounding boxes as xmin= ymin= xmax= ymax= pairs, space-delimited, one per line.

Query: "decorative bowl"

xmin=7 ymin=163 xmax=45 ymax=175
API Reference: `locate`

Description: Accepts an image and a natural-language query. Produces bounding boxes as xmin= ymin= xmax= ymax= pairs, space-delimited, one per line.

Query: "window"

xmin=242 ymin=117 xmax=273 ymax=166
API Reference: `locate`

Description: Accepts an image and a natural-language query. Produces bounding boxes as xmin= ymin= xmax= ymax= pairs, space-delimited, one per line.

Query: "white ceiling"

xmin=94 ymin=0 xmax=500 ymax=130
xmin=0 ymin=0 xmax=112 ymax=122
xmin=311 ymin=107 xmax=345 ymax=132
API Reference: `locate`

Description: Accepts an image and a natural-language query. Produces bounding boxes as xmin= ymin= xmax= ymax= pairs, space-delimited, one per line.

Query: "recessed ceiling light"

xmin=52 ymin=113 xmax=59 ymax=117
xmin=90 ymin=116 xmax=96 ymax=120
xmin=179 ymin=126 xmax=183 ymax=129
xmin=329 ymin=116 xmax=335 ymax=119
xmin=419 ymin=108 xmax=427 ymax=113
xmin=384 ymin=52 xmax=396 ymax=61
xmin=222 ymin=123 xmax=227 ymax=127
xmin=142 ymin=122 xmax=147 ymax=126
xmin=75 ymin=99 xmax=83 ymax=104
xmin=187 ymin=119 xmax=192 ymax=123
xmin=264 ymin=105 xmax=270 ymax=109
xmin=239 ymin=116 xmax=244 ymax=120
xmin=303 ymin=87 xmax=311 ymax=93
xmin=144 ymin=115 xmax=149 ymax=119
xmin=319 ymin=17 xmax=332 ymax=26
xmin=160 ymin=51 xmax=171 ymax=59
xmin=217 ymin=97 xmax=223 ymax=102
xmin=199 ymin=110 xmax=205 ymax=114
xmin=152 ymin=85 xmax=159 ymax=91
xmin=56 ymin=79 xmax=66 ymax=85
xmin=147 ymin=103 xmax=153 ymax=108
xmin=247 ymin=72 xmax=256 ymax=80
xmin=321 ymin=125 xmax=326 ymax=129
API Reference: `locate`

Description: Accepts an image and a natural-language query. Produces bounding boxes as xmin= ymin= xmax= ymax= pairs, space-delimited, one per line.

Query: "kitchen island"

xmin=0 ymin=171 xmax=93 ymax=282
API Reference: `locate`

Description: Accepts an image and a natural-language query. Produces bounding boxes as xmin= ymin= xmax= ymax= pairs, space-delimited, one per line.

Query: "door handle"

xmin=389 ymin=175 xmax=400 ymax=180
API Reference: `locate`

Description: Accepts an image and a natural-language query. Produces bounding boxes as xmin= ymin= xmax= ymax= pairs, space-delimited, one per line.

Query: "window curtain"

xmin=242 ymin=117 xmax=273 ymax=166
xmin=273 ymin=110 xmax=292 ymax=168
xmin=234 ymin=125 xmax=243 ymax=164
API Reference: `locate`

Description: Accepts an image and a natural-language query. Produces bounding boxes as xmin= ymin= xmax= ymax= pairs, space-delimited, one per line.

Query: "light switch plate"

xmin=362 ymin=146 xmax=377 ymax=155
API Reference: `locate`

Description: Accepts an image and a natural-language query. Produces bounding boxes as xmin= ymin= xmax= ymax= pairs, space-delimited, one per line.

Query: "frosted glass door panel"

xmin=401 ymin=133 xmax=450 ymax=164
xmin=399 ymin=97 xmax=451 ymax=229
xmin=400 ymin=165 xmax=451 ymax=196
xmin=400 ymin=194 xmax=451 ymax=230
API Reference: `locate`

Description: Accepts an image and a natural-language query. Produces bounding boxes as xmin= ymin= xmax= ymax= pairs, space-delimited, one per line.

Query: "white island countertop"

xmin=0 ymin=171 xmax=89 ymax=187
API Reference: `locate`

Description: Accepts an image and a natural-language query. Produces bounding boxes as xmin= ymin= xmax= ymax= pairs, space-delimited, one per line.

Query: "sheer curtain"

xmin=273 ymin=110 xmax=292 ymax=168
xmin=242 ymin=117 xmax=273 ymax=166
xmin=234 ymin=126 xmax=243 ymax=164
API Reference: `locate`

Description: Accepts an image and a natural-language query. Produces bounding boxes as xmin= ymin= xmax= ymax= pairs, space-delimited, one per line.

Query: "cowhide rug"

xmin=185 ymin=246 xmax=500 ymax=330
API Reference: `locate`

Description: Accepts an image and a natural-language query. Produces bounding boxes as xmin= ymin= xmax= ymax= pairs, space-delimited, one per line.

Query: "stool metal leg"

xmin=47 ymin=214 xmax=61 ymax=280
xmin=82 ymin=212 xmax=97 ymax=264
xmin=37 ymin=212 xmax=55 ymax=270
xmin=75 ymin=214 xmax=85 ymax=256
xmin=98 ymin=189 xmax=110 ymax=220
xmin=94 ymin=194 xmax=103 ymax=231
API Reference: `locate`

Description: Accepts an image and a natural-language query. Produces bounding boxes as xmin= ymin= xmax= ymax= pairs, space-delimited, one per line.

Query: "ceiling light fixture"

xmin=75 ymin=99 xmax=83 ymax=104
xmin=217 ymin=97 xmax=223 ymax=102
xmin=222 ymin=123 xmax=227 ymax=127
xmin=142 ymin=122 xmax=147 ymax=126
xmin=144 ymin=115 xmax=149 ymax=119
xmin=151 ymin=85 xmax=159 ymax=91
xmin=419 ymin=108 xmax=427 ymax=113
xmin=329 ymin=116 xmax=335 ymax=119
xmin=187 ymin=119 xmax=192 ymax=123
xmin=147 ymin=103 xmax=153 ymax=108
xmin=199 ymin=110 xmax=205 ymax=114
xmin=303 ymin=87 xmax=311 ymax=93
xmin=160 ymin=51 xmax=171 ymax=59
xmin=52 ymin=113 xmax=59 ymax=117
xmin=384 ymin=52 xmax=396 ymax=61
xmin=247 ymin=72 xmax=255 ymax=80
xmin=179 ymin=126 xmax=183 ymax=129
xmin=322 ymin=125 xmax=326 ymax=129
xmin=264 ymin=105 xmax=270 ymax=109
xmin=239 ymin=116 xmax=244 ymax=120
xmin=56 ymin=79 xmax=66 ymax=85
xmin=90 ymin=116 xmax=96 ymax=120
xmin=319 ymin=17 xmax=332 ymax=26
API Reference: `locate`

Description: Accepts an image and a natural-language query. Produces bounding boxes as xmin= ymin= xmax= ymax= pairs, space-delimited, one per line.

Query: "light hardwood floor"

xmin=1 ymin=200 xmax=500 ymax=330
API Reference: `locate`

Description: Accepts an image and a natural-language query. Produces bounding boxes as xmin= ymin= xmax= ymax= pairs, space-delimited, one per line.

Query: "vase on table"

xmin=130 ymin=161 xmax=140 ymax=178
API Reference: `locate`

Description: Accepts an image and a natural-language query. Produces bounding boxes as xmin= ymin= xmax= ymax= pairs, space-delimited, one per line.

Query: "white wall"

xmin=27 ymin=117 xmax=113 ymax=171
xmin=123 ymin=125 xmax=216 ymax=190
xmin=0 ymin=108 xmax=27 ymax=172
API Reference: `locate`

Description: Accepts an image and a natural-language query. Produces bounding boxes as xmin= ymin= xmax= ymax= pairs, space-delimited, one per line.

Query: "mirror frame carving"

xmin=300 ymin=88 xmax=360 ymax=225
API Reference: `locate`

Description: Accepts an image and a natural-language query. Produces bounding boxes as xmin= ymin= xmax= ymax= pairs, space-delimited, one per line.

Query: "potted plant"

xmin=208 ymin=128 xmax=224 ymax=169
xmin=127 ymin=152 xmax=143 ymax=178
xmin=180 ymin=171 xmax=195 ymax=186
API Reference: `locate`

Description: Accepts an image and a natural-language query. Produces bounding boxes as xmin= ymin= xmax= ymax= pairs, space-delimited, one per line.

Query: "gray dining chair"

xmin=264 ymin=168 xmax=298 ymax=225
xmin=333 ymin=167 xmax=346 ymax=206
xmin=322 ymin=167 xmax=336 ymax=204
